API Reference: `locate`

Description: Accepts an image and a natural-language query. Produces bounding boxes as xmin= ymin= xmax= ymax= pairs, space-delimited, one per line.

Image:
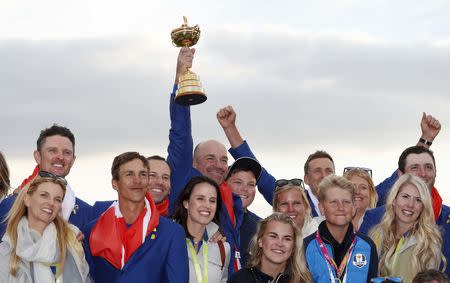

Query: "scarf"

xmin=90 ymin=193 xmax=159 ymax=269
xmin=431 ymin=187 xmax=442 ymax=221
xmin=18 ymin=165 xmax=76 ymax=221
xmin=4 ymin=217 xmax=61 ymax=282
xmin=219 ymin=182 xmax=235 ymax=227
xmin=156 ymin=197 xmax=169 ymax=217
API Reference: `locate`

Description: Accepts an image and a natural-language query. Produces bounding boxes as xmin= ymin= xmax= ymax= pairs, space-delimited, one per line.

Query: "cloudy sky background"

xmin=1 ymin=0 xmax=450 ymax=217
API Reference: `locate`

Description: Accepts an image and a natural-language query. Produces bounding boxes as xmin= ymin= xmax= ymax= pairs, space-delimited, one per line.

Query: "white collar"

xmin=305 ymin=185 xmax=323 ymax=217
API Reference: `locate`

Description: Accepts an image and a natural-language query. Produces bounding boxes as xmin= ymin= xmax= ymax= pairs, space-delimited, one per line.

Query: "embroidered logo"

xmin=352 ymin=253 xmax=367 ymax=268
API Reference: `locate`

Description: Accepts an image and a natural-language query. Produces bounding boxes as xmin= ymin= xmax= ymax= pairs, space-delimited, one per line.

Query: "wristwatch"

xmin=419 ymin=137 xmax=432 ymax=146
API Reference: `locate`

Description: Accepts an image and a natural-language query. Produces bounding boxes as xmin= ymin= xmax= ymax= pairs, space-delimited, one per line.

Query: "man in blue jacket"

xmin=0 ymin=124 xmax=95 ymax=237
xmin=82 ymin=152 xmax=188 ymax=283
xmin=168 ymin=47 xmax=276 ymax=274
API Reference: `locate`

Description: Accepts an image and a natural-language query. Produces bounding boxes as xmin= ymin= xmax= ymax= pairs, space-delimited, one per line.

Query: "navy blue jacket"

xmin=82 ymin=215 xmax=188 ymax=283
xmin=239 ymin=210 xmax=260 ymax=267
xmin=167 ymin=85 xmax=266 ymax=275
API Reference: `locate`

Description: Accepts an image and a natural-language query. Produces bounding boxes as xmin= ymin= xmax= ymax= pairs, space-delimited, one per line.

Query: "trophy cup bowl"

xmin=171 ymin=17 xmax=207 ymax=106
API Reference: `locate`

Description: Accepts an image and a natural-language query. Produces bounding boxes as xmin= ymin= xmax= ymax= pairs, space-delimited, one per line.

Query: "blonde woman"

xmin=272 ymin=179 xmax=318 ymax=238
xmin=0 ymin=177 xmax=90 ymax=282
xmin=369 ymin=173 xmax=445 ymax=283
xmin=228 ymin=212 xmax=312 ymax=283
xmin=343 ymin=167 xmax=378 ymax=230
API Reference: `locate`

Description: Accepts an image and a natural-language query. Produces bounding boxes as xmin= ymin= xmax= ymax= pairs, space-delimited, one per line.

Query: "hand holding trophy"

xmin=171 ymin=16 xmax=206 ymax=105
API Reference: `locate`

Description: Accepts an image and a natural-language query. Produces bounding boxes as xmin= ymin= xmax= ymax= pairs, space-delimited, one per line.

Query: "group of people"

xmin=0 ymin=47 xmax=449 ymax=283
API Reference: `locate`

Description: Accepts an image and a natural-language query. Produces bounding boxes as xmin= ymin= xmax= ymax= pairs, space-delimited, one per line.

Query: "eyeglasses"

xmin=371 ymin=277 xmax=403 ymax=283
xmin=343 ymin=166 xmax=373 ymax=178
xmin=38 ymin=171 xmax=68 ymax=186
xmin=275 ymin=178 xmax=305 ymax=189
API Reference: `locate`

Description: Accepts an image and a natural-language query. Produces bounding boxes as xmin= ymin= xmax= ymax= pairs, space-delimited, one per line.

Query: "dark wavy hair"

xmin=172 ymin=176 xmax=222 ymax=238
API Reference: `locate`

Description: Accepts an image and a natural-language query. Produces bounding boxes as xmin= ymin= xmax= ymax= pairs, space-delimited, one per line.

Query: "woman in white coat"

xmin=0 ymin=176 xmax=91 ymax=282
xmin=173 ymin=176 xmax=231 ymax=283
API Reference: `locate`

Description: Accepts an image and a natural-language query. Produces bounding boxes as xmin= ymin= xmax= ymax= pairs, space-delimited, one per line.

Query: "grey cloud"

xmin=1 ymin=31 xmax=449 ymax=162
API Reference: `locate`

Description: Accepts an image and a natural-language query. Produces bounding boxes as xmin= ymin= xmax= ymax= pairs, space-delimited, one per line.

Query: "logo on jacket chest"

xmin=352 ymin=253 xmax=367 ymax=268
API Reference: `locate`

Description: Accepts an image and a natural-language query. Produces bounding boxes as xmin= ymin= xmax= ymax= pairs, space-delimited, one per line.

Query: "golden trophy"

xmin=171 ymin=16 xmax=206 ymax=105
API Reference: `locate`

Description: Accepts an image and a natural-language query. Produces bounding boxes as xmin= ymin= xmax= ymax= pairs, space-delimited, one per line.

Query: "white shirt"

xmin=305 ymin=184 xmax=323 ymax=217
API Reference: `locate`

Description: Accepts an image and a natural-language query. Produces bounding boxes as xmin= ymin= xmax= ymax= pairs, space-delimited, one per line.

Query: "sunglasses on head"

xmin=38 ymin=171 xmax=68 ymax=186
xmin=371 ymin=277 xmax=403 ymax=283
xmin=343 ymin=166 xmax=373 ymax=178
xmin=275 ymin=178 xmax=305 ymax=189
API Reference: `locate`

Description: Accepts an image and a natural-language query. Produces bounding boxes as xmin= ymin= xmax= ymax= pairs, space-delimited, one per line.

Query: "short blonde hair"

xmin=318 ymin=174 xmax=355 ymax=203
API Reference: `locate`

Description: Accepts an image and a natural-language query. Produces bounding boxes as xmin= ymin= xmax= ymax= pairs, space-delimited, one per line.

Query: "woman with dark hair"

xmin=0 ymin=177 xmax=90 ymax=282
xmin=173 ymin=176 xmax=230 ymax=283
xmin=0 ymin=152 xmax=11 ymax=202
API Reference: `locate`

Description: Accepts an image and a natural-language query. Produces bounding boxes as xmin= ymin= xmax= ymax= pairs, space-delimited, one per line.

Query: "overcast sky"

xmin=2 ymin=0 xmax=450 ymax=217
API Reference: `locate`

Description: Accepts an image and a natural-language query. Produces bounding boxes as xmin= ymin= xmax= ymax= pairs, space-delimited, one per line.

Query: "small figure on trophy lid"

xmin=171 ymin=17 xmax=206 ymax=105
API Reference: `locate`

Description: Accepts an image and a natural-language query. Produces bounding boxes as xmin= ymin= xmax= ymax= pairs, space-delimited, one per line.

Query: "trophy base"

xmin=175 ymin=92 xmax=207 ymax=106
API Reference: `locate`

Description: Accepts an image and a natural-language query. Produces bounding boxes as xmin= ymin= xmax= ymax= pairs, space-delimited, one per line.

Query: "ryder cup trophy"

xmin=171 ymin=16 xmax=206 ymax=105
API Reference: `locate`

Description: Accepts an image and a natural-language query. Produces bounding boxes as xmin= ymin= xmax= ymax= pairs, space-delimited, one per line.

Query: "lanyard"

xmin=392 ymin=236 xmax=406 ymax=270
xmin=186 ymin=238 xmax=209 ymax=283
xmin=315 ymin=230 xmax=357 ymax=280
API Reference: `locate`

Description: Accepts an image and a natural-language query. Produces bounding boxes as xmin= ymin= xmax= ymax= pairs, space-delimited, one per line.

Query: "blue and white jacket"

xmin=304 ymin=221 xmax=378 ymax=283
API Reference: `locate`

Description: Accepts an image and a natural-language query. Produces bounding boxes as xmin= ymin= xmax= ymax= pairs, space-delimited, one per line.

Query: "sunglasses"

xmin=343 ymin=166 xmax=373 ymax=178
xmin=38 ymin=171 xmax=68 ymax=186
xmin=275 ymin=178 xmax=305 ymax=189
xmin=371 ymin=277 xmax=403 ymax=283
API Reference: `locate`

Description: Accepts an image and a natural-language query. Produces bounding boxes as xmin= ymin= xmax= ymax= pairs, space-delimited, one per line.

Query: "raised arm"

xmin=167 ymin=47 xmax=197 ymax=214
xmin=417 ymin=112 xmax=441 ymax=148
xmin=217 ymin=105 xmax=244 ymax=148
xmin=217 ymin=105 xmax=277 ymax=204
xmin=376 ymin=112 xmax=441 ymax=206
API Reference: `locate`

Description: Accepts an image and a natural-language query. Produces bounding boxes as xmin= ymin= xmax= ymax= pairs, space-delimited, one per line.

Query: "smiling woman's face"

xmin=258 ymin=220 xmax=294 ymax=267
xmin=348 ymin=175 xmax=371 ymax=213
xmin=25 ymin=181 xmax=64 ymax=233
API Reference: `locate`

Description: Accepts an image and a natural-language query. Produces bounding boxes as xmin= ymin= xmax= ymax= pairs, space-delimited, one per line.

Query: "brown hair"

xmin=0 ymin=152 xmax=10 ymax=198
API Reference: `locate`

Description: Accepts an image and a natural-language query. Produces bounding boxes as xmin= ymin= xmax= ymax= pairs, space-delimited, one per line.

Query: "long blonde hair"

xmin=248 ymin=213 xmax=312 ymax=283
xmin=5 ymin=177 xmax=83 ymax=277
xmin=369 ymin=173 xmax=446 ymax=275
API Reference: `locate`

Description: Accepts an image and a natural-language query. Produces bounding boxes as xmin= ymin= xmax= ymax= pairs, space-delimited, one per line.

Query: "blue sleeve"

xmin=375 ymin=170 xmax=398 ymax=206
xmin=367 ymin=238 xmax=379 ymax=283
xmin=228 ymin=141 xmax=277 ymax=205
xmin=69 ymin=198 xmax=94 ymax=228
xmin=0 ymin=195 xmax=16 ymax=238
xmin=81 ymin=223 xmax=96 ymax=280
xmin=166 ymin=223 xmax=189 ymax=283
xmin=166 ymin=84 xmax=196 ymax=214
xmin=359 ymin=207 xmax=384 ymax=235
xmin=92 ymin=201 xmax=113 ymax=218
